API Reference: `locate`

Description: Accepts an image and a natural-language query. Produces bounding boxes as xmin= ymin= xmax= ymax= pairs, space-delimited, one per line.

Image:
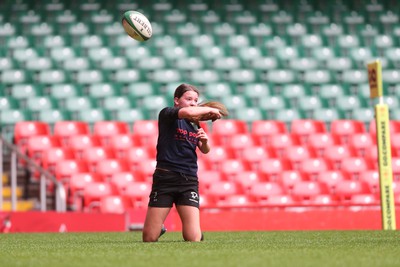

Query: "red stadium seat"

xmin=392 ymin=157 xmax=400 ymax=180
xmin=69 ymin=172 xmax=102 ymax=211
xmin=323 ymin=145 xmax=357 ymax=169
xmin=268 ymin=133 xmax=301 ymax=157
xmin=258 ymin=158 xmax=291 ymax=181
xmin=53 ymin=121 xmax=90 ymax=146
xmin=348 ymin=133 xmax=375 ymax=157
xmin=391 ymin=133 xmax=400 ymax=157
xmin=198 ymin=170 xmax=222 ymax=192
xmin=206 ymin=181 xmax=239 ymax=203
xmin=241 ymin=146 xmax=276 ymax=171
xmin=330 ymin=120 xmax=366 ymax=144
xmin=69 ymin=172 xmax=101 ymax=197
xmin=334 ymin=180 xmax=370 ymax=202
xmin=299 ymin=158 xmax=331 ymax=180
xmin=81 ymin=147 xmax=116 ymax=170
xmin=94 ymin=159 xmax=130 ymax=181
xmin=107 ymin=134 xmax=135 ymax=157
xmin=260 ymin=194 xmax=296 ymax=206
xmin=308 ymin=194 xmax=339 ymax=206
xmin=216 ymin=194 xmax=255 ymax=208
xmin=134 ymin=159 xmax=157 ymax=182
xmin=226 ymin=133 xmax=256 ymax=158
xmin=27 ymin=135 xmax=62 ymax=164
xmin=219 ymin=159 xmax=246 ymax=180
xmin=211 ymin=119 xmax=248 ymax=145
xmin=316 ymin=170 xmax=345 ymax=193
xmin=201 ymin=146 xmax=231 ymax=171
xmin=282 ymin=146 xmax=315 ymax=170
xmin=290 ymin=119 xmax=327 ymax=144
xmin=279 ymin=170 xmax=304 ymax=192
xmin=109 ymin=172 xmax=136 ymax=195
xmin=350 ymin=194 xmax=379 ymax=205
xmin=83 ymin=182 xmax=113 ymax=210
xmin=126 ymin=146 xmax=151 ymax=171
xmin=93 ymin=121 xmax=130 ymax=145
xmin=200 ymin=194 xmax=212 ymax=208
xmin=135 ymin=134 xmax=158 ymax=149
xmin=251 ymin=120 xmax=287 ymax=146
xmin=291 ymin=181 xmax=327 ymax=202
xmin=364 ymin=145 xmax=378 ymax=163
xmin=231 ymin=171 xmax=260 ymax=193
xmin=392 ymin=180 xmax=400 ymax=196
xmin=67 ymin=134 xmax=102 ymax=159
xmin=55 ymin=159 xmax=90 ymax=183
xmin=42 ymin=147 xmax=75 ymax=174
xmin=122 ymin=181 xmax=152 ymax=208
xmin=131 ymin=120 xmax=158 ymax=146
xmin=100 ymin=195 xmax=126 ymax=214
xmin=248 ymin=182 xmax=284 ymax=203
xmin=14 ymin=121 xmax=50 ymax=150
xmin=307 ymin=133 xmax=341 ymax=157
xmin=359 ymin=170 xmax=380 ymax=194
xmin=340 ymin=157 xmax=372 ymax=180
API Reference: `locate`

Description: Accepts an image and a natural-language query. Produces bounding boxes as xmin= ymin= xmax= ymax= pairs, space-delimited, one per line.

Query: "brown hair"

xmin=174 ymin=83 xmax=200 ymax=99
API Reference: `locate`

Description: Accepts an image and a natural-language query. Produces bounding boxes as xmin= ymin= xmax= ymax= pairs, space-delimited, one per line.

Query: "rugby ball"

xmin=122 ymin=11 xmax=152 ymax=42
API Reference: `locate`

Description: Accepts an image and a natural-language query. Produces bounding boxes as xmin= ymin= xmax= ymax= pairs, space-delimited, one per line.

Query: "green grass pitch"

xmin=1 ymin=231 xmax=399 ymax=267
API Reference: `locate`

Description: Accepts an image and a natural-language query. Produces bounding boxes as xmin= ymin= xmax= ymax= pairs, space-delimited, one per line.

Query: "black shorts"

xmin=148 ymin=169 xmax=200 ymax=209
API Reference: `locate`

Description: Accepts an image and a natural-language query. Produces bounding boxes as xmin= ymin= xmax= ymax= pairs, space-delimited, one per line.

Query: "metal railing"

xmin=0 ymin=135 xmax=66 ymax=212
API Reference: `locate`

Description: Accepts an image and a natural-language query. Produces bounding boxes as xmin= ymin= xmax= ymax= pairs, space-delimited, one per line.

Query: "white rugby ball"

xmin=122 ymin=11 xmax=152 ymax=42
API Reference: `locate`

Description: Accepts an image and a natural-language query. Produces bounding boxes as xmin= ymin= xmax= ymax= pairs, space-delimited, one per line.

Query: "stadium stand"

xmin=1 ymin=0 xmax=400 ymax=214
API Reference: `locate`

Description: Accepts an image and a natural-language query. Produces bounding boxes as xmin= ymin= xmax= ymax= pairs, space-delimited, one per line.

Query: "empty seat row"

xmin=73 ymin=174 xmax=400 ymax=213
xmin=12 ymin=119 xmax=400 ymax=144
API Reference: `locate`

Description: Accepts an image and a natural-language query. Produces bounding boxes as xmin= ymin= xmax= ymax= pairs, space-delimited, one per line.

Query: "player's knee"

xmin=183 ymin=231 xmax=202 ymax=242
xmin=142 ymin=230 xmax=159 ymax=242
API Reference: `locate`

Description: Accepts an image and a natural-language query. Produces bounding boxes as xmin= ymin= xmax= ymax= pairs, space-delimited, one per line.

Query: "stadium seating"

xmin=81 ymin=147 xmax=116 ymax=170
xmin=241 ymin=146 xmax=276 ymax=171
xmin=334 ymin=180 xmax=370 ymax=203
xmin=83 ymin=182 xmax=113 ymax=211
xmin=67 ymin=134 xmax=102 ymax=159
xmin=122 ymin=181 xmax=152 ymax=208
xmin=279 ymin=170 xmax=304 ymax=192
xmin=99 ymin=195 xmax=126 ymax=214
xmin=291 ymin=181 xmax=327 ymax=203
xmin=14 ymin=121 xmax=51 ymax=150
xmin=42 ymin=147 xmax=75 ymax=174
xmin=26 ymin=135 xmax=62 ymax=163
xmin=307 ymin=133 xmax=341 ymax=157
xmin=251 ymin=120 xmax=287 ymax=146
xmin=3 ymin=0 xmax=400 ymax=212
xmin=53 ymin=121 xmax=90 ymax=145
xmin=55 ymin=159 xmax=90 ymax=183
xmin=109 ymin=172 xmax=136 ymax=195
xmin=67 ymin=172 xmax=100 ymax=210
xmin=92 ymin=121 xmax=130 ymax=145
xmin=207 ymin=181 xmax=240 ymax=204
xmin=216 ymin=194 xmax=256 ymax=208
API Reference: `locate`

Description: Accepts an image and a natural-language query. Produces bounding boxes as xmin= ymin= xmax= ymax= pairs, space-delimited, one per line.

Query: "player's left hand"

xmin=197 ymin=128 xmax=208 ymax=143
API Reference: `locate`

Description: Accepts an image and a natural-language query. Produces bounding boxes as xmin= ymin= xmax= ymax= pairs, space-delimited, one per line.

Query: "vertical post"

xmin=11 ymin=151 xmax=17 ymax=211
xmin=56 ymin=183 xmax=66 ymax=212
xmin=367 ymin=60 xmax=397 ymax=230
xmin=40 ymin=174 xmax=46 ymax=211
